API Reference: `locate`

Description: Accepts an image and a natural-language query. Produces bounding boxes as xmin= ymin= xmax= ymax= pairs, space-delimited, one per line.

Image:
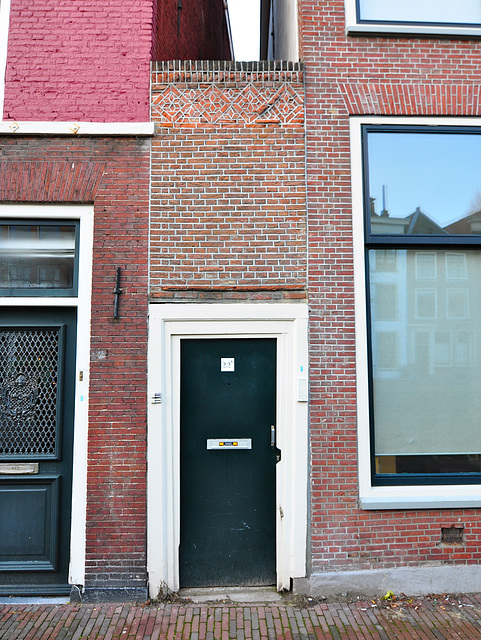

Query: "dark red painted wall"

xmin=152 ymin=0 xmax=232 ymax=62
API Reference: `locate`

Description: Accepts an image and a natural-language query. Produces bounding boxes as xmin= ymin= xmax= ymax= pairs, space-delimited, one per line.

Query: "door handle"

xmin=270 ymin=425 xmax=281 ymax=463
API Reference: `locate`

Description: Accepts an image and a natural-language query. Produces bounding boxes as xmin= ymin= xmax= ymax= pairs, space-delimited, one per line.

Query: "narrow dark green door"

xmin=180 ymin=338 xmax=277 ymax=587
xmin=0 ymin=308 xmax=76 ymax=595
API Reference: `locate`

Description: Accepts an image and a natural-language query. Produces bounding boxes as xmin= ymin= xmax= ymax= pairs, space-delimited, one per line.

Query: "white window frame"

xmin=344 ymin=0 xmax=481 ymax=37
xmin=147 ymin=303 xmax=308 ymax=597
xmin=455 ymin=329 xmax=475 ymax=366
xmin=446 ymin=288 xmax=469 ymax=320
xmin=0 ymin=0 xmax=11 ymax=121
xmin=415 ymin=288 xmax=437 ymax=320
xmin=415 ymin=252 xmax=437 ymax=280
xmin=351 ymin=115 xmax=481 ymax=509
xmin=445 ymin=252 xmax=468 ymax=280
xmin=0 ymin=204 xmax=94 ymax=585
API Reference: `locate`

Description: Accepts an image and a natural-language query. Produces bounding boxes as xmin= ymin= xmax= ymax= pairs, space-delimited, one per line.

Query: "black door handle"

xmin=270 ymin=425 xmax=281 ymax=463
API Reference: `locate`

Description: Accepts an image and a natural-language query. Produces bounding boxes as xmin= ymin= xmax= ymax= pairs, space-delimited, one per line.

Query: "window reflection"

xmin=359 ymin=0 xmax=481 ymax=25
xmin=415 ymin=253 xmax=436 ymax=279
xmin=446 ymin=253 xmax=467 ymax=279
xmin=370 ymin=249 xmax=481 ymax=473
xmin=0 ymin=224 xmax=76 ymax=291
xmin=368 ymin=131 xmax=481 ymax=235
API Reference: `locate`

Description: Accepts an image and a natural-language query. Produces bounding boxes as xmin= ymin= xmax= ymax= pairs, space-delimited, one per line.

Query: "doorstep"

xmin=178 ymin=586 xmax=283 ymax=604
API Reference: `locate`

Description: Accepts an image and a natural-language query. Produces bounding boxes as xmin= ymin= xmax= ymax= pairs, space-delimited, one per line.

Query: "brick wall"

xmin=301 ymin=0 xmax=481 ymax=573
xmin=151 ymin=0 xmax=232 ymax=62
xmin=4 ymin=0 xmax=154 ymax=122
xmin=0 ymin=136 xmax=150 ymax=589
xmin=4 ymin=0 xmax=231 ymax=123
xmin=150 ymin=61 xmax=307 ymax=303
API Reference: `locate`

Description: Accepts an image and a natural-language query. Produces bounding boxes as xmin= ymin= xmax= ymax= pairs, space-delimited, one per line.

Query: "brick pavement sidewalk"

xmin=1 ymin=594 xmax=481 ymax=639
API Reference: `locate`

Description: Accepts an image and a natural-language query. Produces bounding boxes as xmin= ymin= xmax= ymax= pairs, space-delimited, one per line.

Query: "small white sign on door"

xmin=221 ymin=357 xmax=235 ymax=372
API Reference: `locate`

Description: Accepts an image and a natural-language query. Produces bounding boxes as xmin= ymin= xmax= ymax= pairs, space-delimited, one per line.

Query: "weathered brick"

xmin=150 ymin=61 xmax=307 ymax=300
xmin=0 ymin=135 xmax=150 ymax=587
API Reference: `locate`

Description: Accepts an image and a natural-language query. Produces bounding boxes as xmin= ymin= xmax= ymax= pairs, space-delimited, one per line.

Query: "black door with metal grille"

xmin=0 ymin=308 xmax=76 ymax=595
xmin=180 ymin=338 xmax=277 ymax=587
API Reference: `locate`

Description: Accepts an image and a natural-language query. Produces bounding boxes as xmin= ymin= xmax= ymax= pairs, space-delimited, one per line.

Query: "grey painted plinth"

xmin=75 ymin=586 xmax=149 ymax=603
xmin=294 ymin=565 xmax=481 ymax=597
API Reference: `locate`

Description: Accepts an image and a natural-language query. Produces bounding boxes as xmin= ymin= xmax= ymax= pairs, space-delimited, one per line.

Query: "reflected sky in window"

xmin=367 ymin=131 xmax=481 ymax=233
xmin=359 ymin=0 xmax=481 ymax=24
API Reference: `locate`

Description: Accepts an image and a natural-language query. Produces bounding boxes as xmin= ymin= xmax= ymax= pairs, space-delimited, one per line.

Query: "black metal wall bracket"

xmin=113 ymin=267 xmax=123 ymax=319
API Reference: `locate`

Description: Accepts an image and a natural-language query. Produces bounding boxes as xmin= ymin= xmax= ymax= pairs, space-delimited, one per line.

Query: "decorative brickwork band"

xmin=152 ymin=60 xmax=304 ymax=85
xmin=150 ymin=290 xmax=307 ymax=302
xmin=0 ymin=161 xmax=106 ymax=202
xmin=152 ymin=60 xmax=304 ymax=127
xmin=339 ymin=82 xmax=481 ymax=116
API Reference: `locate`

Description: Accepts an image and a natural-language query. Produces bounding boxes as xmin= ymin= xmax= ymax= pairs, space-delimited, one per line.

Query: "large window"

xmin=345 ymin=0 xmax=481 ymax=36
xmin=363 ymin=126 xmax=481 ymax=486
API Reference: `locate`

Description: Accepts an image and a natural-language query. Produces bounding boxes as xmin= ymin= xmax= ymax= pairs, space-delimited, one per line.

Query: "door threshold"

xmin=178 ymin=586 xmax=283 ymax=604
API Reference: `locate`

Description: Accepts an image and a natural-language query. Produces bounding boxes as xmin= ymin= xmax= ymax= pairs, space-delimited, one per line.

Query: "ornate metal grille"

xmin=0 ymin=328 xmax=60 ymax=456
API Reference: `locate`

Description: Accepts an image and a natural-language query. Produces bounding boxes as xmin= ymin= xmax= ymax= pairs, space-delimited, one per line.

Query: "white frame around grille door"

xmin=0 ymin=204 xmax=94 ymax=587
xmin=147 ymin=303 xmax=308 ymax=597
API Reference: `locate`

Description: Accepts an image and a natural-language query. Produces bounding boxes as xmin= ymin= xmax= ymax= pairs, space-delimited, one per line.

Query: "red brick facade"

xmin=0 ymin=0 xmax=233 ymax=601
xmin=0 ymin=137 xmax=150 ymax=591
xmin=5 ymin=0 xmax=481 ymax=600
xmin=301 ymin=0 xmax=481 ymax=576
xmin=150 ymin=61 xmax=307 ymax=302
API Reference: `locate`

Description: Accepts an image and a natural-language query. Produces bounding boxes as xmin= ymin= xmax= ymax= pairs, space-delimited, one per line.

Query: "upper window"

xmin=366 ymin=127 xmax=481 ymax=237
xmin=0 ymin=220 xmax=79 ymax=296
xmin=358 ymin=0 xmax=481 ymax=26
xmin=363 ymin=126 xmax=481 ymax=487
xmin=346 ymin=0 xmax=481 ymax=36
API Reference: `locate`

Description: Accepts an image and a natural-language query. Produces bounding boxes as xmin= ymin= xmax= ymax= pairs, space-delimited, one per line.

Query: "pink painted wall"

xmin=4 ymin=1 xmax=153 ymax=122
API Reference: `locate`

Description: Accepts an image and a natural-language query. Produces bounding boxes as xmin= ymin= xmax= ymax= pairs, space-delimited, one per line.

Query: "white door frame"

xmin=147 ymin=303 xmax=308 ymax=596
xmin=0 ymin=204 xmax=94 ymax=587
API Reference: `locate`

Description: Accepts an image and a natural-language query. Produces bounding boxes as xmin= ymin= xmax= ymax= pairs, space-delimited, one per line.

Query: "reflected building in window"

xmin=0 ymin=223 xmax=77 ymax=294
xmin=368 ymin=199 xmax=481 ymax=476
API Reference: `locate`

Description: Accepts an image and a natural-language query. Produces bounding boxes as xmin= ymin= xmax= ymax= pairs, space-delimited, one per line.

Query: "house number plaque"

xmin=0 ymin=463 xmax=39 ymax=474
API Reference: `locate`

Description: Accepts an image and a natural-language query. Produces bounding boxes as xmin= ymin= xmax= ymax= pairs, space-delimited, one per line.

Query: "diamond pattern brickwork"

xmin=151 ymin=61 xmax=304 ymax=128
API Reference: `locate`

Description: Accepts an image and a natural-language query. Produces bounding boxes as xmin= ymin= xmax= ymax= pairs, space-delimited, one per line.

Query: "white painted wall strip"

xmin=0 ymin=121 xmax=154 ymax=136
